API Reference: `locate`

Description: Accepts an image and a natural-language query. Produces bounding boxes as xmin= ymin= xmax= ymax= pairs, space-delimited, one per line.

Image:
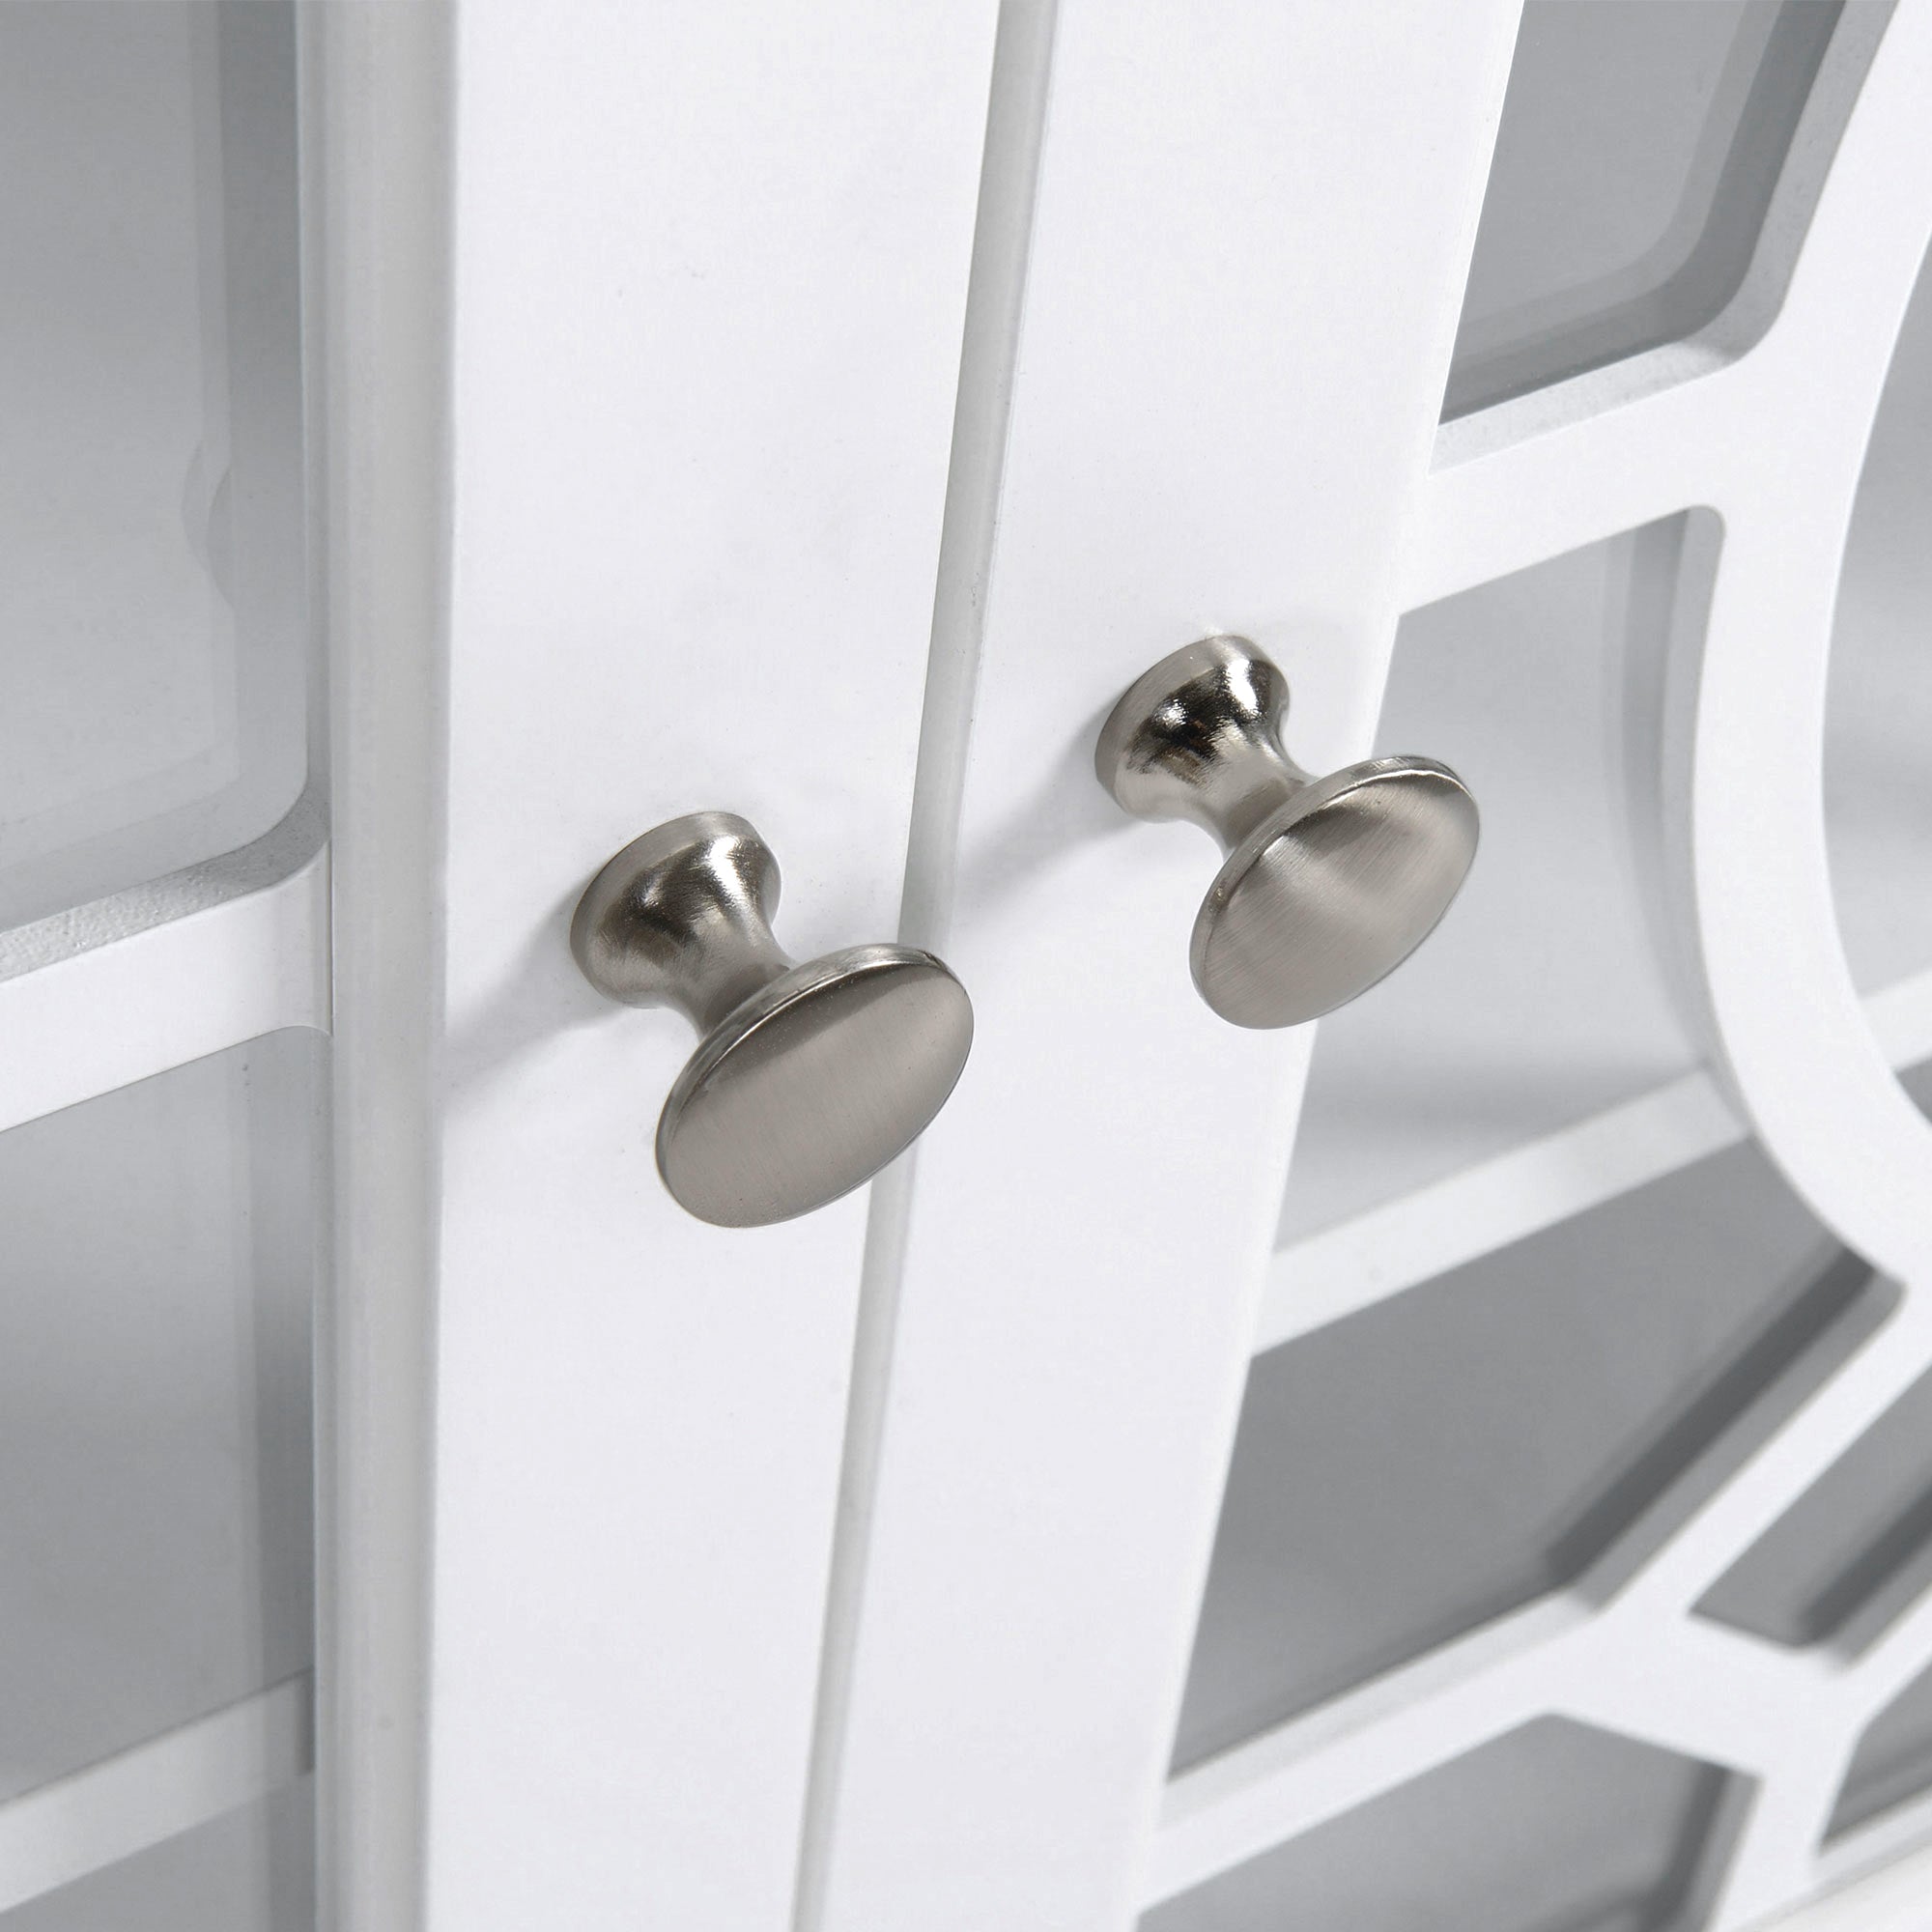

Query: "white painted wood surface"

xmin=416 ymin=7 xmax=998 ymax=1928
xmin=304 ymin=5 xmax=452 ymax=1926
xmin=0 ymin=827 xmax=326 ymax=1138
xmin=798 ymin=7 xmax=1523 ymax=1926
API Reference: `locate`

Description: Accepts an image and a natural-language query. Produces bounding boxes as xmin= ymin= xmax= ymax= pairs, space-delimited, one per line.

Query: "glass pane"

xmin=1144 ymin=1719 xmax=1732 ymax=1932
xmin=0 ymin=1033 xmax=319 ymax=1800
xmin=1697 ymin=1368 xmax=1932 ymax=1648
xmin=1827 ymin=237 xmax=1932 ymax=998
xmin=1697 ymin=1066 xmax=1932 ymax=1653
xmin=1185 ymin=1135 xmax=1873 ymax=1770
xmin=1446 ymin=0 xmax=1843 ymax=420
xmin=0 ymin=1 xmax=305 ymax=931
xmin=1811 ymin=230 xmax=1932 ymax=1849
xmin=1279 ymin=521 xmax=1697 ymax=1247
xmin=0 ymin=1784 xmax=312 ymax=1932
xmin=1833 ymin=1661 xmax=1932 ymax=1840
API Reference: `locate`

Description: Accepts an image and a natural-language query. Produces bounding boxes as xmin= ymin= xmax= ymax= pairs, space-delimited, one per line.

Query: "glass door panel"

xmin=0 ymin=1034 xmax=320 ymax=1913
xmin=1444 ymin=0 xmax=1848 ymax=419
xmin=0 ymin=1 xmax=305 ymax=932
xmin=0 ymin=1788 xmax=311 ymax=1932
xmin=1147 ymin=1719 xmax=1729 ymax=1932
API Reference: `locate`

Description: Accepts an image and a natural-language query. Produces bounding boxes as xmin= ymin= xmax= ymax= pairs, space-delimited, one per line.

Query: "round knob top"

xmin=1194 ymin=758 xmax=1477 ymax=1027
xmin=659 ymin=943 xmax=971 ymax=1227
xmin=572 ymin=812 xmax=972 ymax=1227
xmin=1097 ymin=637 xmax=1478 ymax=1028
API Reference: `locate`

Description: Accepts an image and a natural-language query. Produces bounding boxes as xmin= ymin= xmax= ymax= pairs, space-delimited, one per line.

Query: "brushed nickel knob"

xmin=571 ymin=812 xmax=973 ymax=1227
xmin=1096 ymin=636 xmax=1478 ymax=1028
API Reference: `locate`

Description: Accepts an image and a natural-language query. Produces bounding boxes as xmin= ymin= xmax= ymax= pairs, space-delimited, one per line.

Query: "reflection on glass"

xmin=0 ymin=1034 xmax=319 ymax=1801
xmin=1826 ymin=237 xmax=1932 ymax=1005
xmin=1833 ymin=1657 xmax=1932 ymax=1840
xmin=1145 ymin=1719 xmax=1730 ymax=1932
xmin=1696 ymin=1074 xmax=1932 ymax=1655
xmin=0 ymin=1786 xmax=312 ymax=1932
xmin=0 ymin=2 xmax=305 ymax=931
xmin=1446 ymin=0 xmax=1843 ymax=419
xmin=1280 ymin=521 xmax=1697 ymax=1246
xmin=1187 ymin=1134 xmax=1869 ymax=1771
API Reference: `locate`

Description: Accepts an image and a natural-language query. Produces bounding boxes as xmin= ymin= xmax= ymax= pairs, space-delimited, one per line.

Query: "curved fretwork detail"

xmin=1156 ymin=8 xmax=1932 ymax=1926
xmin=1668 ymin=0 xmax=1932 ymax=1906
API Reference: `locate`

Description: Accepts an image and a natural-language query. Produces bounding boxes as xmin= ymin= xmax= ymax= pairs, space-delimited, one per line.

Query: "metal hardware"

xmin=571 ymin=812 xmax=973 ymax=1227
xmin=1095 ymin=636 xmax=1478 ymax=1028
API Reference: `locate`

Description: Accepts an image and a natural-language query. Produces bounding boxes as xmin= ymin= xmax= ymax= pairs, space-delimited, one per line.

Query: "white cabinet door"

xmin=315 ymin=3 xmax=1932 ymax=1931
xmin=320 ymin=8 xmax=1004 ymax=1932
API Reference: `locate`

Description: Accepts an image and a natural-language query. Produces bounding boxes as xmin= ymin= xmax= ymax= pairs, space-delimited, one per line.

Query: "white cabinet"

xmin=3 ymin=4 xmax=1932 ymax=1931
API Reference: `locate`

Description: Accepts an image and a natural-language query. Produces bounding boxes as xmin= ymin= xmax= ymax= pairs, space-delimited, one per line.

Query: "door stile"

xmin=410 ymin=8 xmax=1001 ymax=1929
xmin=804 ymin=6 xmax=1523 ymax=1927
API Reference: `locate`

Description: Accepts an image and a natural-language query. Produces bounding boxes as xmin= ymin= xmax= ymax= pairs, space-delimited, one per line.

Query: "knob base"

xmin=572 ymin=812 xmax=792 ymax=1030
xmin=1096 ymin=636 xmax=1306 ymax=846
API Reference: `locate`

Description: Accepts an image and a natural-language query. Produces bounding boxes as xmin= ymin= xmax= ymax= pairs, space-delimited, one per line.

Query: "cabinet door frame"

xmin=315 ymin=5 xmax=1003 ymax=1929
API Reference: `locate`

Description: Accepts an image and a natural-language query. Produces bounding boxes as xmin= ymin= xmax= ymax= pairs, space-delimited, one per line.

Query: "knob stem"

xmin=571 ymin=812 xmax=795 ymax=1034
xmin=1095 ymin=637 xmax=1314 ymax=851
